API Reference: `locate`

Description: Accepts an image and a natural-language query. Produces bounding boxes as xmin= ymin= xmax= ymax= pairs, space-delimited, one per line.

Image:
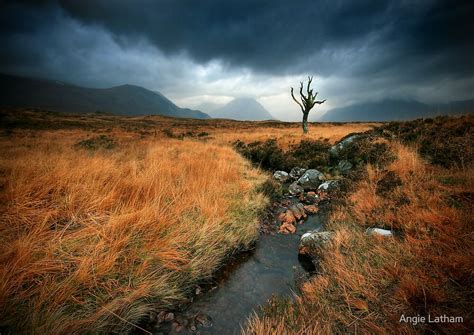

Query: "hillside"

xmin=0 ymin=74 xmax=210 ymax=119
xmin=209 ymin=97 xmax=274 ymax=121
xmin=318 ymin=98 xmax=474 ymax=122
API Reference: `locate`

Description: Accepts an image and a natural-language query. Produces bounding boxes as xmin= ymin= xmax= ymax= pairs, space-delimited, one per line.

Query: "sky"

xmin=1 ymin=0 xmax=473 ymax=121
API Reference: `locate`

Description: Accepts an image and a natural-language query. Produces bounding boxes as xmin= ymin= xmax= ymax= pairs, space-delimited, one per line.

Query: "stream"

xmin=155 ymin=213 xmax=324 ymax=334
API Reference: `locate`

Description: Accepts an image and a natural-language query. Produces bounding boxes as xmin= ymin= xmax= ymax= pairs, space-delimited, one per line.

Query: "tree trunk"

xmin=302 ymin=112 xmax=309 ymax=134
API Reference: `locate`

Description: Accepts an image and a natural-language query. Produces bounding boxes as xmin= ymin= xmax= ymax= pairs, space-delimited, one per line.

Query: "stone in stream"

xmin=303 ymin=204 xmax=318 ymax=214
xmin=366 ymin=228 xmax=393 ymax=237
xmin=288 ymin=181 xmax=304 ymax=195
xmin=289 ymin=203 xmax=307 ymax=221
xmin=279 ymin=222 xmax=296 ymax=234
xmin=171 ymin=322 xmax=184 ymax=333
xmin=317 ymin=180 xmax=339 ymax=192
xmin=303 ymin=191 xmax=319 ymax=204
xmin=299 ymin=231 xmax=334 ymax=256
xmin=289 ymin=167 xmax=306 ymax=179
xmin=278 ymin=210 xmax=296 ymax=225
xmin=273 ymin=170 xmax=289 ymax=182
xmin=164 ymin=312 xmax=175 ymax=322
xmin=195 ymin=313 xmax=213 ymax=328
xmin=157 ymin=311 xmax=167 ymax=323
xmin=297 ymin=169 xmax=325 ymax=190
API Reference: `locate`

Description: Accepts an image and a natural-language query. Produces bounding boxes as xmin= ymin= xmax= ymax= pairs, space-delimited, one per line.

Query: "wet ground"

xmin=156 ymin=213 xmax=324 ymax=334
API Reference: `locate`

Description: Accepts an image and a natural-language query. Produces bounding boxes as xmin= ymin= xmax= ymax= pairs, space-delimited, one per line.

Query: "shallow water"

xmin=160 ymin=214 xmax=324 ymax=335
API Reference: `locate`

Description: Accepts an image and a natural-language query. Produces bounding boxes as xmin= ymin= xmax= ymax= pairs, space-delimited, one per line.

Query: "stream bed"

xmin=156 ymin=213 xmax=324 ymax=334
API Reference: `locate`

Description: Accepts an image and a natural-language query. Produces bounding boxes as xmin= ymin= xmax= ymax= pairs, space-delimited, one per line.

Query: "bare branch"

xmin=299 ymin=82 xmax=307 ymax=100
xmin=315 ymin=99 xmax=326 ymax=104
xmin=291 ymin=87 xmax=305 ymax=113
xmin=307 ymin=76 xmax=313 ymax=96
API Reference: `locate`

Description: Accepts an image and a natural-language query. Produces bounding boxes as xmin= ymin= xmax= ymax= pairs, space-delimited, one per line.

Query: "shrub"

xmin=234 ymin=139 xmax=331 ymax=172
xmin=74 ymin=135 xmax=116 ymax=150
xmin=380 ymin=115 xmax=474 ymax=168
xmin=335 ymin=137 xmax=396 ymax=169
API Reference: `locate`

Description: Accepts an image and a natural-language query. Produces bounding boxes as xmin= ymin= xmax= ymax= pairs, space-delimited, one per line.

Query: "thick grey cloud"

xmin=1 ymin=0 xmax=473 ymax=120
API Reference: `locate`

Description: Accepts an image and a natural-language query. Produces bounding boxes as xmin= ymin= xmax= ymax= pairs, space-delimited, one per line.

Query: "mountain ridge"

xmin=317 ymin=98 xmax=474 ymax=122
xmin=0 ymin=73 xmax=210 ymax=119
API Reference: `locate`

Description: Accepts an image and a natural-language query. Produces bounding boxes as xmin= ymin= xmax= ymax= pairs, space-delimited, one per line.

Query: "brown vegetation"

xmin=246 ymin=141 xmax=473 ymax=334
xmin=0 ymin=131 xmax=267 ymax=333
xmin=0 ymin=109 xmax=370 ymax=333
xmin=2 ymin=109 xmax=471 ymax=334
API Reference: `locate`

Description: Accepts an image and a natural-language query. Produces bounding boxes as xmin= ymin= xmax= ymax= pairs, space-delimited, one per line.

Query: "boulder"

xmin=297 ymin=169 xmax=325 ymax=190
xmin=329 ymin=135 xmax=359 ymax=158
xmin=366 ymin=228 xmax=393 ymax=237
xmin=289 ymin=203 xmax=307 ymax=220
xmin=303 ymin=204 xmax=318 ymax=214
xmin=289 ymin=167 xmax=306 ymax=179
xmin=337 ymin=160 xmax=353 ymax=175
xmin=317 ymin=180 xmax=339 ymax=192
xmin=288 ymin=181 xmax=304 ymax=195
xmin=273 ymin=170 xmax=289 ymax=182
xmin=299 ymin=231 xmax=333 ymax=256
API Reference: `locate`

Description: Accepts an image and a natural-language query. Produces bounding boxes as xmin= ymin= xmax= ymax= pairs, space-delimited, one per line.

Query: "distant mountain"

xmin=194 ymin=101 xmax=224 ymax=115
xmin=209 ymin=97 xmax=274 ymax=121
xmin=317 ymin=99 xmax=474 ymax=122
xmin=0 ymin=73 xmax=210 ymax=119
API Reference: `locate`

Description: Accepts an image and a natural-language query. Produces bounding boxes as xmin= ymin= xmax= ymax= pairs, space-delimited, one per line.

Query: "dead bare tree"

xmin=291 ymin=76 xmax=326 ymax=134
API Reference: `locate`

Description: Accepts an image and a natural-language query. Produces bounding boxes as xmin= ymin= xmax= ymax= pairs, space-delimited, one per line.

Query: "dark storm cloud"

xmin=0 ymin=0 xmax=473 ymax=115
xmin=57 ymin=0 xmax=474 ymax=80
xmin=58 ymin=0 xmax=390 ymax=74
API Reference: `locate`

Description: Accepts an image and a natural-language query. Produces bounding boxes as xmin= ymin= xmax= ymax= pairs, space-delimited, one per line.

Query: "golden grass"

xmin=0 ymin=133 xmax=267 ymax=334
xmin=245 ymin=143 xmax=473 ymax=334
xmin=205 ymin=123 xmax=378 ymax=148
xmin=0 ymin=110 xmax=395 ymax=333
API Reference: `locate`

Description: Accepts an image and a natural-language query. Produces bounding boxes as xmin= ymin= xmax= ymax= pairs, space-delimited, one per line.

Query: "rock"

xmin=289 ymin=203 xmax=307 ymax=220
xmin=165 ymin=312 xmax=175 ymax=322
xmin=337 ymin=160 xmax=353 ymax=175
xmin=299 ymin=231 xmax=333 ymax=256
xmin=278 ymin=210 xmax=296 ymax=225
xmin=279 ymin=222 xmax=296 ymax=234
xmin=297 ymin=169 xmax=325 ymax=190
xmin=366 ymin=228 xmax=393 ymax=237
xmin=317 ymin=180 xmax=339 ymax=192
xmin=273 ymin=170 xmax=289 ymax=182
xmin=303 ymin=191 xmax=319 ymax=204
xmin=172 ymin=322 xmax=184 ymax=333
xmin=195 ymin=313 xmax=213 ymax=328
xmin=157 ymin=311 xmax=167 ymax=323
xmin=329 ymin=134 xmax=360 ymax=158
xmin=289 ymin=167 xmax=306 ymax=179
xmin=288 ymin=181 xmax=304 ymax=195
xmin=303 ymin=204 xmax=318 ymax=214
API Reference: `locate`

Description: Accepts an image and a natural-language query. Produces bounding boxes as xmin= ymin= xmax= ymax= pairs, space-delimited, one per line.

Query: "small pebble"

xmin=165 ymin=312 xmax=174 ymax=322
xmin=157 ymin=311 xmax=167 ymax=323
